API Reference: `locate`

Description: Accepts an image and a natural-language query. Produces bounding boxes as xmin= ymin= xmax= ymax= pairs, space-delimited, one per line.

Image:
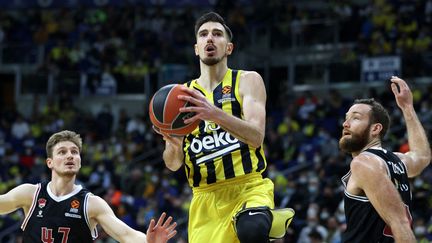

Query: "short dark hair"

xmin=46 ymin=130 xmax=82 ymax=158
xmin=353 ymin=98 xmax=390 ymax=140
xmin=194 ymin=12 xmax=233 ymax=41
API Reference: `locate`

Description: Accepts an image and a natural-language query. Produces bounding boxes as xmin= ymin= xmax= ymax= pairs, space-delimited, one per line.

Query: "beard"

xmin=200 ymin=52 xmax=228 ymax=66
xmin=339 ymin=126 xmax=371 ymax=153
xmin=53 ymin=167 xmax=78 ymax=177
xmin=201 ymin=56 xmax=222 ymax=66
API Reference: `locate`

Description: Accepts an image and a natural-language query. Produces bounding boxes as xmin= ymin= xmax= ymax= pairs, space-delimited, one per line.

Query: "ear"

xmin=226 ymin=42 xmax=234 ymax=55
xmin=194 ymin=43 xmax=199 ymax=56
xmin=371 ymin=123 xmax=383 ymax=137
xmin=46 ymin=158 xmax=53 ymax=169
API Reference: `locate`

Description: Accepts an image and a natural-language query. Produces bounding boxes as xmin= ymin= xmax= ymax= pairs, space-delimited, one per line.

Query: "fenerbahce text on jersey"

xmin=341 ymin=148 xmax=412 ymax=242
xmin=183 ymin=69 xmax=267 ymax=188
xmin=21 ymin=181 xmax=98 ymax=243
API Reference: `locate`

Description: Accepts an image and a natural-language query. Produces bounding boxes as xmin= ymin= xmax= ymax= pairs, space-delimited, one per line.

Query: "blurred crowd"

xmin=1 ymin=0 xmax=432 ymax=242
xmin=1 ymin=84 xmax=432 ymax=242
xmin=1 ymin=0 xmax=432 ymax=92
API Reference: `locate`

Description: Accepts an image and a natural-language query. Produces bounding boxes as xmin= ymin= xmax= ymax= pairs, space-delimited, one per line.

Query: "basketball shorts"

xmin=188 ymin=174 xmax=275 ymax=243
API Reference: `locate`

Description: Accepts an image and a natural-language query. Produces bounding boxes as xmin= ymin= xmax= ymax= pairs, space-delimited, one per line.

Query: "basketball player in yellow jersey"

xmin=157 ymin=12 xmax=294 ymax=243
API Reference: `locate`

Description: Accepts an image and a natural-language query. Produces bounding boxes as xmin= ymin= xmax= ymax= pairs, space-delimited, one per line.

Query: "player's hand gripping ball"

xmin=149 ymin=84 xmax=200 ymax=136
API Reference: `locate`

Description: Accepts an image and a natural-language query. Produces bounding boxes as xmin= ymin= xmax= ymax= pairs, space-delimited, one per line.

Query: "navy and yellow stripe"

xmin=183 ymin=69 xmax=267 ymax=188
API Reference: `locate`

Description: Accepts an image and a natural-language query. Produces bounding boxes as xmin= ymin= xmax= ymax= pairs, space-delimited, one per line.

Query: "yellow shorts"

xmin=188 ymin=174 xmax=275 ymax=243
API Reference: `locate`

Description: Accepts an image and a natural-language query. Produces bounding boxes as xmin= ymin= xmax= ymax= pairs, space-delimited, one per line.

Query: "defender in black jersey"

xmin=339 ymin=76 xmax=430 ymax=242
xmin=0 ymin=130 xmax=177 ymax=243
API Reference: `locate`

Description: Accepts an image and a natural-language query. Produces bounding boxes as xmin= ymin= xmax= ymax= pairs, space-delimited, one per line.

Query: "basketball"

xmin=149 ymin=84 xmax=200 ymax=136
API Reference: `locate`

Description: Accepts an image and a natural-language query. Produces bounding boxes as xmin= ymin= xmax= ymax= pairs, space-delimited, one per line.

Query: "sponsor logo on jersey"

xmin=37 ymin=210 xmax=43 ymax=218
xmin=65 ymin=212 xmax=82 ymax=219
xmin=191 ymin=121 xmax=240 ymax=164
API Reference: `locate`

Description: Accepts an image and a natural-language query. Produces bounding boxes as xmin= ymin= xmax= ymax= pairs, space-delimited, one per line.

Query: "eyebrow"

xmin=345 ymin=111 xmax=363 ymax=117
xmin=198 ymin=28 xmax=224 ymax=35
xmin=56 ymin=146 xmax=79 ymax=151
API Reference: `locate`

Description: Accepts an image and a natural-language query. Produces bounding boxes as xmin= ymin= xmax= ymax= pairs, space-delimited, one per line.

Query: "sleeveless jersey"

xmin=183 ymin=69 xmax=267 ymax=188
xmin=21 ymin=181 xmax=98 ymax=243
xmin=341 ymin=148 xmax=412 ymax=242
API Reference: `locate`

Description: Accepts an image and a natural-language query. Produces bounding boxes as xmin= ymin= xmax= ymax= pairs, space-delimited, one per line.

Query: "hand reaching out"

xmin=390 ymin=76 xmax=413 ymax=110
xmin=146 ymin=212 xmax=177 ymax=243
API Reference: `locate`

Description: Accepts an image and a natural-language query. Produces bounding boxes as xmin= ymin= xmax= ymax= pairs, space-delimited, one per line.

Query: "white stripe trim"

xmin=84 ymin=193 xmax=98 ymax=240
xmin=46 ymin=182 xmax=83 ymax=202
xmin=344 ymin=190 xmax=369 ymax=202
xmin=21 ymin=183 xmax=41 ymax=230
xmin=196 ymin=143 xmax=241 ymax=164
xmin=341 ymin=171 xmax=351 ymax=188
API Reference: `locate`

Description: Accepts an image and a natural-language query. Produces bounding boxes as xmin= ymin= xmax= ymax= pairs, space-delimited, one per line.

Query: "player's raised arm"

xmin=88 ymin=195 xmax=176 ymax=243
xmin=390 ymin=76 xmax=431 ymax=177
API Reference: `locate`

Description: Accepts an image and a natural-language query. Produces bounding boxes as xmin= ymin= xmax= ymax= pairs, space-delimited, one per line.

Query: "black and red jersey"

xmin=21 ymin=181 xmax=98 ymax=243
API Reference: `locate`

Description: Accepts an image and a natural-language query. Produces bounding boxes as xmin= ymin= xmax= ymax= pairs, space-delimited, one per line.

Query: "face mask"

xmin=320 ymin=211 xmax=330 ymax=221
xmin=162 ymin=179 xmax=169 ymax=187
xmin=308 ymin=221 xmax=318 ymax=227
xmin=308 ymin=186 xmax=318 ymax=194
xmin=298 ymin=154 xmax=306 ymax=163
xmin=299 ymin=176 xmax=307 ymax=184
xmin=414 ymin=226 xmax=426 ymax=236
xmin=151 ymin=175 xmax=159 ymax=183
xmin=145 ymin=165 xmax=152 ymax=173
xmin=336 ymin=213 xmax=345 ymax=223
xmin=414 ymin=178 xmax=424 ymax=187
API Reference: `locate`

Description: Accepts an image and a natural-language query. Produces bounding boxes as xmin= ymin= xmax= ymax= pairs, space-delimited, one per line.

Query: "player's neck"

xmin=198 ymin=62 xmax=228 ymax=91
xmin=352 ymin=139 xmax=381 ymax=157
xmin=49 ymin=175 xmax=77 ymax=196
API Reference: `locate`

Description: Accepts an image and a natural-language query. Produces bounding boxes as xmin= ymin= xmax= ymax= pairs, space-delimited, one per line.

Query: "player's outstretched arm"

xmin=89 ymin=195 xmax=176 ymax=243
xmin=146 ymin=212 xmax=177 ymax=243
xmin=0 ymin=184 xmax=36 ymax=215
xmin=390 ymin=76 xmax=431 ymax=177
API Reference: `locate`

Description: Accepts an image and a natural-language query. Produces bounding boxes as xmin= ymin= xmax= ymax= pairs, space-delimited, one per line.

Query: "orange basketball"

xmin=149 ymin=84 xmax=200 ymax=136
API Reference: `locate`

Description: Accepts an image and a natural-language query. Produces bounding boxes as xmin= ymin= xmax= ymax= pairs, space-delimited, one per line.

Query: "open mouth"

xmin=205 ymin=45 xmax=216 ymax=54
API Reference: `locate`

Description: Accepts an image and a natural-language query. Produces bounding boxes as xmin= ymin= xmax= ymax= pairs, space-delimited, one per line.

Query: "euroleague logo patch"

xmin=71 ymin=200 xmax=80 ymax=209
xmin=66 ymin=199 xmax=81 ymax=218
xmin=222 ymin=85 xmax=231 ymax=94
xmin=218 ymin=85 xmax=235 ymax=104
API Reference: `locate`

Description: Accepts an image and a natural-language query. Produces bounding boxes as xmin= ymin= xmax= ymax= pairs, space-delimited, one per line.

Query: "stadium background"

xmin=0 ymin=0 xmax=431 ymax=242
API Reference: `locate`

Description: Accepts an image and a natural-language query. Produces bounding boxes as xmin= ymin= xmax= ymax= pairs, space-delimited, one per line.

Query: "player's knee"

xmin=235 ymin=209 xmax=272 ymax=243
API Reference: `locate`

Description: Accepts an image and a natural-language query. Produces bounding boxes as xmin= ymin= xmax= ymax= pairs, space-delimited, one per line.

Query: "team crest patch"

xmin=37 ymin=198 xmax=46 ymax=218
xmin=38 ymin=198 xmax=47 ymax=208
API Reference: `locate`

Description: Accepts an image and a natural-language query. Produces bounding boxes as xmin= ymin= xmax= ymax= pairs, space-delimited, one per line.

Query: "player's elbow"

xmin=419 ymin=154 xmax=431 ymax=171
xmin=417 ymin=150 xmax=431 ymax=171
xmin=164 ymin=161 xmax=183 ymax=171
xmin=249 ymin=134 xmax=264 ymax=149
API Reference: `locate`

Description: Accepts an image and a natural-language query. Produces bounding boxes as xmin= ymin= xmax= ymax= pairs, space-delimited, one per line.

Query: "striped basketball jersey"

xmin=21 ymin=181 xmax=98 ymax=243
xmin=182 ymin=69 xmax=267 ymax=188
xmin=341 ymin=148 xmax=412 ymax=242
